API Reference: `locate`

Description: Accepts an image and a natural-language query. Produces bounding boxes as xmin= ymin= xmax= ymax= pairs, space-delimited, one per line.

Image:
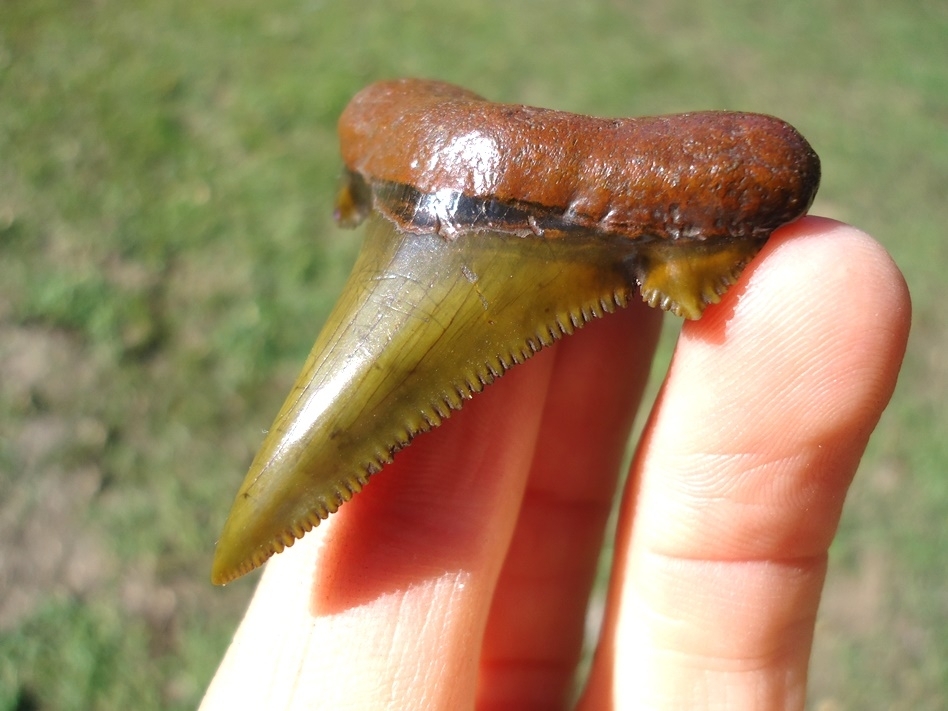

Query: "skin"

xmin=201 ymin=217 xmax=910 ymax=710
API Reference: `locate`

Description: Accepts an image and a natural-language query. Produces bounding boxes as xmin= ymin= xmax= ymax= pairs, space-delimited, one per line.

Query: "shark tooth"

xmin=211 ymin=79 xmax=820 ymax=584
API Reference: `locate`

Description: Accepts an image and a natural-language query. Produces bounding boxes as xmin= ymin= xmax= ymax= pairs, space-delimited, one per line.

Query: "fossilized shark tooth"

xmin=211 ymin=79 xmax=820 ymax=584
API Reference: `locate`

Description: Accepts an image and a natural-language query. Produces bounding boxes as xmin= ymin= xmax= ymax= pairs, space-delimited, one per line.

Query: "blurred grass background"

xmin=0 ymin=0 xmax=945 ymax=708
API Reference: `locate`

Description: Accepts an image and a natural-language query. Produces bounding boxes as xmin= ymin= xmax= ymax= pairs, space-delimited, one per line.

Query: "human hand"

xmin=201 ymin=217 xmax=909 ymax=710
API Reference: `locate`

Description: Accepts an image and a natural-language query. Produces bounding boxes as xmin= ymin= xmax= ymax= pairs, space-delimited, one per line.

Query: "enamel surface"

xmin=213 ymin=216 xmax=643 ymax=583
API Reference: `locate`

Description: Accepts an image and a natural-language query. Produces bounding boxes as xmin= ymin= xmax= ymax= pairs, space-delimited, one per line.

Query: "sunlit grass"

xmin=0 ymin=0 xmax=945 ymax=708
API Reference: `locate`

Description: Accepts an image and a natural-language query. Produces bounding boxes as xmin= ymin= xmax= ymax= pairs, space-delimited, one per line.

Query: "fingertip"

xmin=759 ymin=216 xmax=910 ymax=334
xmin=681 ymin=216 xmax=910 ymax=441
xmin=620 ymin=217 xmax=911 ymax=558
xmin=741 ymin=216 xmax=911 ymax=415
xmin=697 ymin=216 xmax=909 ymax=342
xmin=590 ymin=216 xmax=911 ymax=707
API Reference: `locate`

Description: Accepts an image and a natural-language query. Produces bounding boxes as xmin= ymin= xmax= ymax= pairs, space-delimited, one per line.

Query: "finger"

xmin=203 ymin=330 xmax=559 ymax=710
xmin=478 ymin=303 xmax=662 ymax=709
xmin=581 ymin=217 xmax=911 ymax=709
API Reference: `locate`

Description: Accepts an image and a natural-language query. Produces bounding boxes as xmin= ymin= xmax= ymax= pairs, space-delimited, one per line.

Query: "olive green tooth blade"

xmin=211 ymin=215 xmax=642 ymax=584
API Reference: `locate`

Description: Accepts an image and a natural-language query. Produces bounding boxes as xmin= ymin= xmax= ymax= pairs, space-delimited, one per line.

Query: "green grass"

xmin=1 ymin=0 xmax=946 ymax=708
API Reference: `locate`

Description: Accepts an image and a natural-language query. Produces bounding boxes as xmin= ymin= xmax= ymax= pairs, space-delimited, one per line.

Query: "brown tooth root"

xmin=211 ymin=78 xmax=821 ymax=585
